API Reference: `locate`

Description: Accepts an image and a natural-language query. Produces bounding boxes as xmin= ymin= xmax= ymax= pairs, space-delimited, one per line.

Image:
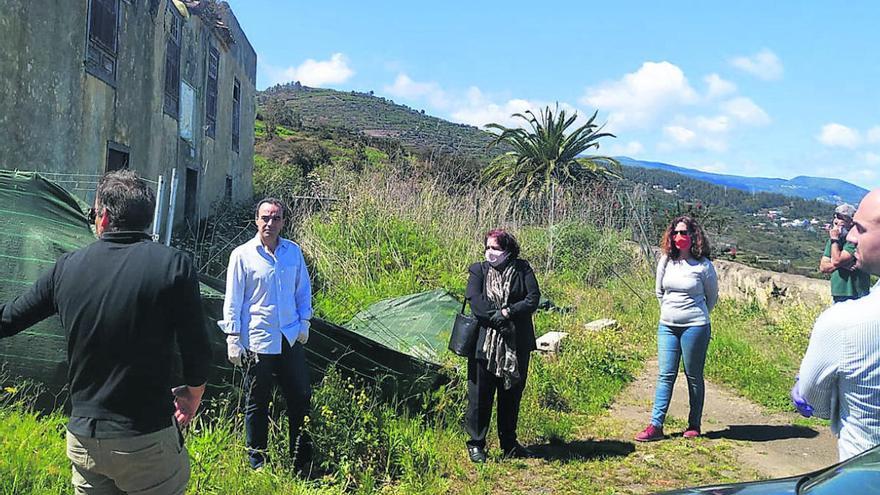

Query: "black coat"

xmin=466 ymin=259 xmax=540 ymax=354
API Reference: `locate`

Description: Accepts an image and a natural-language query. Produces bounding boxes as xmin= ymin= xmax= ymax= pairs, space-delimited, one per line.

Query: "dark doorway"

xmin=106 ymin=142 xmax=129 ymax=172
xmin=184 ymin=168 xmax=198 ymax=222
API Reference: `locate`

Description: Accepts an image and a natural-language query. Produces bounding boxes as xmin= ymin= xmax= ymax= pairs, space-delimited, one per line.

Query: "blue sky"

xmin=225 ymin=0 xmax=880 ymax=190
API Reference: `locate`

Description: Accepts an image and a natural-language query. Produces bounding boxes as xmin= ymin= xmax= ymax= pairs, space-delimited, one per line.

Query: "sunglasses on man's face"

xmin=673 ymin=230 xmax=690 ymax=236
xmin=258 ymin=215 xmax=283 ymax=223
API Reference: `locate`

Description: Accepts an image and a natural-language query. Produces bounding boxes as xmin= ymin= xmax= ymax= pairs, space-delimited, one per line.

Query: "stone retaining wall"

xmin=713 ymin=259 xmax=830 ymax=308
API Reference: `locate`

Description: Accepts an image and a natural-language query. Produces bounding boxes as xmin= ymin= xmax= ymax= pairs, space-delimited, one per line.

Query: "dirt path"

xmin=609 ymin=359 xmax=839 ymax=479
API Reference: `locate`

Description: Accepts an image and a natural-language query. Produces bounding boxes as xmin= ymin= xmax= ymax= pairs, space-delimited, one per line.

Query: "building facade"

xmin=0 ymin=0 xmax=256 ymax=229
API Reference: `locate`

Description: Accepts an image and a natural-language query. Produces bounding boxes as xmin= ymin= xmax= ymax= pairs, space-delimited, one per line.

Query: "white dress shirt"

xmin=798 ymin=282 xmax=880 ymax=460
xmin=219 ymin=235 xmax=312 ymax=354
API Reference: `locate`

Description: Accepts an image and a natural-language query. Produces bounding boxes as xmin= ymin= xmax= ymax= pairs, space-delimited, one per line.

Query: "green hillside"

xmin=259 ymin=82 xmax=501 ymax=162
xmin=251 ymin=88 xmax=834 ymax=278
xmin=623 ymin=165 xmax=829 ymax=276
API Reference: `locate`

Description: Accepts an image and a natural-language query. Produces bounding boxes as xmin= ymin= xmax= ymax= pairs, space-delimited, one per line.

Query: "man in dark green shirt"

xmin=820 ymin=203 xmax=871 ymax=303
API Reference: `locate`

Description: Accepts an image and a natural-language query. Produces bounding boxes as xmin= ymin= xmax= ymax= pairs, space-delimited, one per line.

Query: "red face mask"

xmin=674 ymin=236 xmax=692 ymax=251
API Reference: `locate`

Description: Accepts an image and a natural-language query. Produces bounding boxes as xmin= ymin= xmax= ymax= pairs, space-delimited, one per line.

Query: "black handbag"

xmin=448 ymin=298 xmax=479 ymax=358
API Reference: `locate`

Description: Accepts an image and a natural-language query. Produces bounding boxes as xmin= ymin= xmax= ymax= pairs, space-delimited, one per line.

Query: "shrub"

xmin=519 ymin=222 xmax=635 ymax=284
xmin=253 ymin=154 xmax=306 ymax=203
xmin=306 ymin=367 xmax=446 ymax=491
xmin=302 ymin=200 xmax=470 ymax=322
xmin=308 ymin=367 xmax=388 ymax=487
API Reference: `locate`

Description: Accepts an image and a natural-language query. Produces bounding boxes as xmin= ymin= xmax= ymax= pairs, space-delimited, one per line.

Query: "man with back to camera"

xmin=219 ymin=198 xmax=313 ymax=471
xmin=819 ymin=203 xmax=871 ymax=303
xmin=0 ymin=170 xmax=212 ymax=494
xmin=796 ymin=189 xmax=880 ymax=460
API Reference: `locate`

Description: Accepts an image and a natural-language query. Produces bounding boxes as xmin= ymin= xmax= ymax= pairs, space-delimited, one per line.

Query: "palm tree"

xmin=482 ymin=104 xmax=619 ymax=269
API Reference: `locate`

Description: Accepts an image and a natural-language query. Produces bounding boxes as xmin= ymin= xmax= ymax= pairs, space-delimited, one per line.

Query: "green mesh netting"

xmin=0 ymin=171 xmax=94 ymax=397
xmin=0 ymin=171 xmax=442 ymax=406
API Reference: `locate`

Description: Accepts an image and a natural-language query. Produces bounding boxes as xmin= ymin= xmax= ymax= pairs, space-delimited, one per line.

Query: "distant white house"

xmin=652 ymin=184 xmax=678 ymax=195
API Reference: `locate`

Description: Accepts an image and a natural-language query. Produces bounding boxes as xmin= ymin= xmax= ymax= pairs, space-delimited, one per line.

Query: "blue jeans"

xmin=650 ymin=323 xmax=711 ymax=429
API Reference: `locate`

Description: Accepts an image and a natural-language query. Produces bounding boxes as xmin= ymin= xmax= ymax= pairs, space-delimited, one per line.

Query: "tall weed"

xmin=0 ymin=384 xmax=68 ymax=495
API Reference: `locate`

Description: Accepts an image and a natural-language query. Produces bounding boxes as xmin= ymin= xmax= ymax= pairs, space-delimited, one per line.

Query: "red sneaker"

xmin=683 ymin=427 xmax=700 ymax=439
xmin=635 ymin=424 xmax=664 ymax=442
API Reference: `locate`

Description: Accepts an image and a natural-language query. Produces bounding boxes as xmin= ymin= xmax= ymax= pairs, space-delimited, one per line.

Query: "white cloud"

xmin=657 ymin=99 xmax=765 ymax=153
xmin=721 ymin=97 xmax=771 ymax=126
xmin=704 ymin=73 xmax=736 ymax=99
xmin=694 ymin=115 xmax=731 ymax=133
xmin=818 ymin=123 xmax=861 ymax=148
xmin=384 ymin=73 xmax=450 ymax=109
xmin=607 ymin=141 xmax=645 ymax=157
xmin=867 ymin=126 xmax=880 ymax=144
xmin=661 ymin=124 xmax=727 ymax=152
xmin=263 ymin=53 xmax=354 ymax=87
xmin=447 ymin=87 xmax=602 ymax=132
xmin=580 ymin=61 xmax=699 ymax=131
xmin=659 ymin=114 xmax=729 ymax=151
xmin=380 ymin=74 xmax=607 ymax=133
xmin=842 ymin=167 xmax=878 ymax=189
xmin=864 ymin=152 xmax=880 ymax=165
xmin=449 ymin=87 xmax=542 ymax=128
xmin=664 ymin=125 xmax=696 ymax=145
xmin=730 ymin=49 xmax=783 ymax=81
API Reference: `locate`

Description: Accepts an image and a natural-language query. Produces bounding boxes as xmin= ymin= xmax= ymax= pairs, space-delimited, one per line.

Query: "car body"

xmin=656 ymin=443 xmax=880 ymax=494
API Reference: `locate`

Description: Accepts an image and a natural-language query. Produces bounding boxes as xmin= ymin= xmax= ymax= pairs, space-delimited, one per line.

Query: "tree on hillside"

xmin=262 ymin=97 xmax=284 ymax=139
xmin=262 ymin=97 xmax=302 ymax=139
xmin=483 ymin=105 xmax=620 ymax=269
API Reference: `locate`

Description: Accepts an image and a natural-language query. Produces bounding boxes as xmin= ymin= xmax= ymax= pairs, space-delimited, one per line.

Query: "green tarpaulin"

xmin=0 ymin=171 xmax=443 ymax=408
xmin=345 ymin=289 xmax=460 ymax=363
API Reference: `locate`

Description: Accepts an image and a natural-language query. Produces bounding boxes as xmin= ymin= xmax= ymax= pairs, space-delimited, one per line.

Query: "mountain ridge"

xmin=258 ymin=83 xmax=867 ymax=206
xmin=616 ymin=157 xmax=868 ymax=205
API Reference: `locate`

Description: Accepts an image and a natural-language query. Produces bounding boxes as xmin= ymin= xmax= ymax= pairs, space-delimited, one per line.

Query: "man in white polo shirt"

xmin=797 ymin=188 xmax=880 ymax=460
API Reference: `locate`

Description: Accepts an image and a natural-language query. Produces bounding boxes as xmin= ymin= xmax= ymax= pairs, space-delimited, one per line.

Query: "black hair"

xmin=254 ymin=197 xmax=288 ymax=219
xmin=95 ymin=170 xmax=156 ymax=232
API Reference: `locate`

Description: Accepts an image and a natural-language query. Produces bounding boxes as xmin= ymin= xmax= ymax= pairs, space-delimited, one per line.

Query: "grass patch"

xmin=0 ymin=405 xmax=68 ymax=494
xmin=0 ymin=165 xmax=815 ymax=493
xmin=705 ymin=299 xmax=821 ymax=411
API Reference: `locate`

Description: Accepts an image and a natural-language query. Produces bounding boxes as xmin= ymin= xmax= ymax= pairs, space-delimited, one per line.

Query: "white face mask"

xmin=485 ymin=248 xmax=509 ymax=267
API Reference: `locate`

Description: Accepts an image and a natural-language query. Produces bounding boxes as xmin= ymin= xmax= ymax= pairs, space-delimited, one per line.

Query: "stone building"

xmin=0 ymin=0 xmax=256 ymax=230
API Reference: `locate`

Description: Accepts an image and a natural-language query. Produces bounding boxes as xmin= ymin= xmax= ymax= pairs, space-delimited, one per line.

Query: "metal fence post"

xmin=151 ymin=174 xmax=165 ymax=241
xmin=164 ymin=168 xmax=179 ymax=246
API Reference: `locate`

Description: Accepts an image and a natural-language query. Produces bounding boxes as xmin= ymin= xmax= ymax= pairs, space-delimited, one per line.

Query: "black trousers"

xmin=465 ymin=352 xmax=531 ymax=449
xmin=243 ymin=339 xmax=311 ymax=468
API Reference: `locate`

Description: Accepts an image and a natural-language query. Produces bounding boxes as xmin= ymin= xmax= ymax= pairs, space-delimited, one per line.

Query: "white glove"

xmin=296 ymin=320 xmax=311 ymax=345
xmin=226 ymin=334 xmax=246 ymax=367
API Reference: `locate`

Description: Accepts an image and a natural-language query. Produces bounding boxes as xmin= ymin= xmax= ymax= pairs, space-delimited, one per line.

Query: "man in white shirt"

xmin=797 ymin=189 xmax=880 ymax=460
xmin=219 ymin=198 xmax=313 ymax=470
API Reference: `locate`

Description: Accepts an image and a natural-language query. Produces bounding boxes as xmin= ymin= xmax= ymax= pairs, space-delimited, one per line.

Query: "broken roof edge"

xmin=217 ymin=1 xmax=257 ymax=81
xmin=173 ymin=1 xmax=257 ymax=84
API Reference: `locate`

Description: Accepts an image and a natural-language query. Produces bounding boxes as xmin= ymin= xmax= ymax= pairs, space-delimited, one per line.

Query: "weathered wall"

xmin=0 ymin=0 xmax=255 ymax=232
xmin=713 ymin=259 xmax=831 ymax=308
xmin=0 ymin=2 xmax=93 ymax=175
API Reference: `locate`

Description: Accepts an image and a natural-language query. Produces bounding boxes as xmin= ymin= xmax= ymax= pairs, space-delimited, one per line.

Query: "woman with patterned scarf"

xmin=464 ymin=229 xmax=540 ymax=463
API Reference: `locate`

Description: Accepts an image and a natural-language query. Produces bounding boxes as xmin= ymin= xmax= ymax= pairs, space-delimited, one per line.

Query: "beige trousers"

xmin=66 ymin=425 xmax=190 ymax=495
